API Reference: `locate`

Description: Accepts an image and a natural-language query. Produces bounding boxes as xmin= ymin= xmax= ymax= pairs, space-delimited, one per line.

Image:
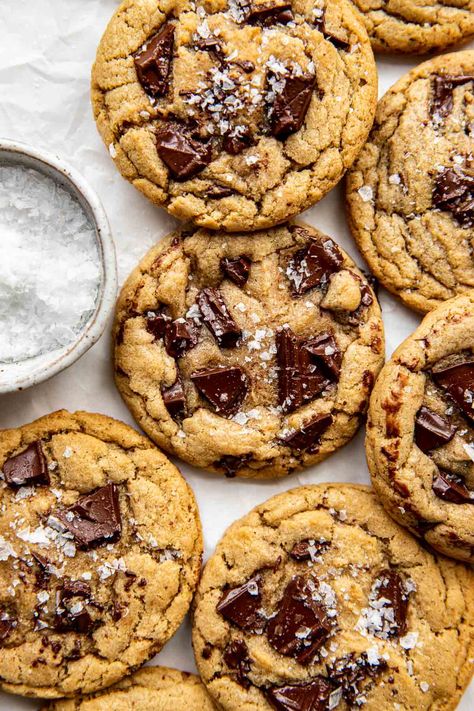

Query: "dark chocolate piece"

xmin=286 ymin=237 xmax=343 ymax=295
xmin=432 ymin=471 xmax=473 ymax=504
xmin=223 ymin=639 xmax=251 ymax=688
xmin=266 ymin=678 xmax=332 ymax=711
xmin=2 ymin=441 xmax=49 ymax=488
xmin=246 ymin=3 xmax=294 ymax=27
xmin=329 ymin=653 xmax=387 ymax=705
xmin=266 ymin=576 xmax=332 ymax=664
xmin=233 ymin=60 xmax=255 ymax=73
xmin=134 ymin=23 xmax=175 ymax=97
xmin=279 ymin=413 xmax=333 ymax=452
xmin=221 ymin=255 xmax=252 ymax=287
xmin=303 ymin=331 xmax=342 ymax=380
xmin=432 ymin=167 xmax=474 ymax=227
xmin=290 ymin=539 xmax=329 ymax=561
xmin=269 ymin=72 xmax=317 ymax=139
xmin=223 ymin=126 xmax=254 ymax=155
xmin=0 ymin=608 xmax=17 ymax=642
xmin=146 ymin=309 xmax=170 ymax=339
xmin=374 ymin=569 xmax=408 ymax=636
xmin=194 ymin=36 xmax=225 ymax=60
xmin=196 ymin=288 xmax=242 ymax=348
xmin=191 ymin=366 xmax=249 ymax=415
xmin=431 ymin=74 xmax=474 ymax=121
xmin=161 ymin=377 xmax=186 ymax=418
xmin=414 ymin=406 xmax=457 ymax=452
xmin=55 ymin=483 xmax=122 ymax=549
xmin=215 ymin=454 xmax=251 ymax=477
xmin=32 ymin=552 xmax=52 ymax=589
xmin=54 ymin=580 xmax=94 ymax=634
xmin=217 ymin=575 xmax=265 ymax=632
xmin=313 ymin=10 xmax=350 ymax=51
xmin=205 ymin=185 xmax=235 ymax=199
xmin=156 ymin=123 xmax=212 ymax=180
xmin=164 ymin=318 xmax=200 ymax=358
xmin=432 ymin=359 xmax=474 ymax=420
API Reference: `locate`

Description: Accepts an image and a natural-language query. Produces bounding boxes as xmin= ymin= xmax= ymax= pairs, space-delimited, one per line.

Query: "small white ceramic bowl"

xmin=0 ymin=138 xmax=117 ymax=394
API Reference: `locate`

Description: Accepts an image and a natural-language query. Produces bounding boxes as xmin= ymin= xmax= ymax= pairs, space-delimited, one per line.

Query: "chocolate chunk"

xmin=287 ymin=237 xmax=343 ymax=295
xmin=55 ymin=483 xmax=122 ymax=549
xmin=54 ymin=580 xmax=94 ymax=634
xmin=233 ymin=60 xmax=255 ymax=73
xmin=217 ymin=575 xmax=265 ymax=632
xmin=146 ymin=309 xmax=170 ymax=339
xmin=191 ymin=366 xmax=249 ymax=415
xmin=2 ymin=441 xmax=49 ymax=488
xmin=432 ymin=167 xmax=474 ymax=227
xmin=156 ymin=123 xmax=212 ymax=180
xmin=303 ymin=331 xmax=342 ymax=380
xmin=161 ymin=376 xmax=186 ymax=418
xmin=374 ymin=570 xmax=409 ymax=636
xmin=269 ymin=72 xmax=317 ymax=139
xmin=247 ymin=3 xmax=294 ymax=26
xmin=279 ymin=413 xmax=333 ymax=453
xmin=329 ymin=653 xmax=387 ymax=705
xmin=432 ymin=359 xmax=474 ymax=420
xmin=223 ymin=639 xmax=251 ymax=688
xmin=223 ymin=126 xmax=254 ymax=155
xmin=164 ymin=318 xmax=200 ymax=358
xmin=431 ymin=74 xmax=474 ymax=121
xmin=221 ymin=255 xmax=252 ymax=288
xmin=313 ymin=10 xmax=351 ymax=51
xmin=266 ymin=678 xmax=332 ymax=711
xmin=196 ymin=288 xmax=242 ymax=348
xmin=432 ymin=470 xmax=473 ymax=504
xmin=194 ymin=36 xmax=224 ymax=60
xmin=290 ymin=539 xmax=329 ymax=561
xmin=215 ymin=454 xmax=251 ymax=477
xmin=0 ymin=608 xmax=17 ymax=643
xmin=266 ymin=576 xmax=332 ymax=664
xmin=414 ymin=406 xmax=457 ymax=452
xmin=32 ymin=552 xmax=52 ymax=589
xmin=205 ymin=185 xmax=235 ymax=199
xmin=134 ymin=23 xmax=175 ymax=97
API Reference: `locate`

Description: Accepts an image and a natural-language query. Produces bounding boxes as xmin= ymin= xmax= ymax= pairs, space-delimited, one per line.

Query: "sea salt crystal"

xmin=358 ymin=185 xmax=373 ymax=202
xmin=0 ymin=165 xmax=101 ymax=363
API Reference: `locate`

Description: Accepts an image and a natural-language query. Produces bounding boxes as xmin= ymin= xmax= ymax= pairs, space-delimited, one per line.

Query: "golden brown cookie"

xmin=0 ymin=411 xmax=202 ymax=698
xmin=192 ymin=483 xmax=474 ymax=711
xmin=113 ymin=222 xmax=384 ymax=479
xmin=91 ymin=0 xmax=377 ymax=232
xmin=367 ymin=293 xmax=474 ymax=563
xmin=346 ymin=51 xmax=474 ymax=314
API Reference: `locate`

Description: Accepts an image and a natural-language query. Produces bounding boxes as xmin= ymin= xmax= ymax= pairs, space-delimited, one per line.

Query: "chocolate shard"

xmin=303 ymin=331 xmax=342 ymax=380
xmin=205 ymin=185 xmax=235 ymax=199
xmin=269 ymin=72 xmax=317 ymax=139
xmin=215 ymin=454 xmax=251 ymax=477
xmin=247 ymin=3 xmax=294 ymax=26
xmin=266 ymin=678 xmax=332 ymax=711
xmin=267 ymin=576 xmax=332 ymax=664
xmin=329 ymin=653 xmax=387 ymax=705
xmin=374 ymin=569 xmax=409 ymax=636
xmin=156 ymin=123 xmax=212 ymax=180
xmin=0 ymin=608 xmax=17 ymax=643
xmin=286 ymin=236 xmax=343 ymax=295
xmin=279 ymin=413 xmax=333 ymax=453
xmin=54 ymin=580 xmax=94 ymax=634
xmin=32 ymin=552 xmax=52 ymax=589
xmin=432 ymin=470 xmax=473 ymax=504
xmin=2 ymin=441 xmax=49 ymax=488
xmin=223 ymin=126 xmax=254 ymax=155
xmin=431 ymin=359 xmax=474 ymax=421
xmin=191 ymin=366 xmax=249 ymax=415
xmin=414 ymin=405 xmax=457 ymax=452
xmin=221 ymin=255 xmax=252 ymax=288
xmin=432 ymin=167 xmax=474 ymax=227
xmin=134 ymin=22 xmax=175 ymax=98
xmin=197 ymin=288 xmax=242 ymax=348
xmin=431 ymin=74 xmax=474 ymax=121
xmin=55 ymin=482 xmax=122 ymax=549
xmin=217 ymin=575 xmax=265 ymax=632
xmin=194 ymin=36 xmax=224 ymax=60
xmin=223 ymin=639 xmax=251 ymax=688
xmin=313 ymin=10 xmax=351 ymax=51
xmin=164 ymin=318 xmax=200 ymax=358
xmin=233 ymin=59 xmax=255 ymax=73
xmin=290 ymin=539 xmax=329 ymax=561
xmin=161 ymin=376 xmax=186 ymax=418
xmin=146 ymin=309 xmax=171 ymax=339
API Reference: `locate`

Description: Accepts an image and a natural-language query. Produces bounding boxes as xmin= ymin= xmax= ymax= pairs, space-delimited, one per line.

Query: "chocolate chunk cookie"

xmin=41 ymin=666 xmax=217 ymax=710
xmin=192 ymin=483 xmax=474 ymax=710
xmin=346 ymin=51 xmax=474 ymax=314
xmin=0 ymin=411 xmax=202 ymax=698
xmin=91 ymin=0 xmax=377 ymax=232
xmin=113 ymin=223 xmax=384 ymax=479
xmin=367 ymin=293 xmax=474 ymax=563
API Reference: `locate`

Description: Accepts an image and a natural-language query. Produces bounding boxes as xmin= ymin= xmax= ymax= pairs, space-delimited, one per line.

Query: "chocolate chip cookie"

xmin=192 ymin=483 xmax=474 ymax=711
xmin=113 ymin=223 xmax=384 ymax=479
xmin=367 ymin=293 xmax=474 ymax=563
xmin=92 ymin=0 xmax=377 ymax=232
xmin=346 ymin=50 xmax=474 ymax=314
xmin=0 ymin=411 xmax=202 ymax=698
xmin=41 ymin=666 xmax=217 ymax=710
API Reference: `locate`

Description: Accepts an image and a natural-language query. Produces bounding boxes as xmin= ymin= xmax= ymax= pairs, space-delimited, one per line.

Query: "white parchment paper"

xmin=0 ymin=1 xmax=472 ymax=707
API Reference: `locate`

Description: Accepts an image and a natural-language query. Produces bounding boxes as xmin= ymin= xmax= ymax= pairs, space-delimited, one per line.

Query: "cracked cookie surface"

xmin=367 ymin=293 xmax=474 ymax=563
xmin=41 ymin=666 xmax=217 ymax=710
xmin=192 ymin=483 xmax=474 ymax=711
xmin=346 ymin=51 xmax=474 ymax=314
xmin=91 ymin=0 xmax=377 ymax=232
xmin=0 ymin=411 xmax=202 ymax=699
xmin=113 ymin=222 xmax=384 ymax=479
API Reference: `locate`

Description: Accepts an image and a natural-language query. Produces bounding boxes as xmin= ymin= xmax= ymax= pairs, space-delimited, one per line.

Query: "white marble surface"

xmin=0 ymin=1 xmax=472 ymax=707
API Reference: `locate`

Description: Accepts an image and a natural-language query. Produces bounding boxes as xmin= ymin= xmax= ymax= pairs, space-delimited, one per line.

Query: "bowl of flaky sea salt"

xmin=0 ymin=139 xmax=117 ymax=393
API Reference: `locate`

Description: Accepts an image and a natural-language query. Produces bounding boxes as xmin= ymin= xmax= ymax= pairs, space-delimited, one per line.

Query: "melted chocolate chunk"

xmin=329 ymin=653 xmax=387 ymax=705
xmin=161 ymin=376 xmax=186 ymax=418
xmin=304 ymin=331 xmax=342 ymax=380
xmin=194 ymin=36 xmax=225 ymax=60
xmin=287 ymin=236 xmax=343 ymax=295
xmin=217 ymin=575 xmax=265 ymax=632
xmin=223 ymin=639 xmax=251 ymax=688
xmin=215 ymin=454 xmax=251 ymax=477
xmin=266 ymin=678 xmax=332 ymax=711
xmin=432 ymin=167 xmax=474 ymax=227
xmin=432 ymin=470 xmax=473 ymax=504
xmin=55 ymin=483 xmax=122 ymax=549
xmin=0 ymin=608 xmax=17 ymax=643
xmin=269 ymin=72 xmax=317 ymax=139
xmin=223 ymin=126 xmax=254 ymax=155
xmin=134 ymin=23 xmax=175 ymax=97
xmin=191 ymin=366 xmax=249 ymax=415
xmin=279 ymin=413 xmax=333 ymax=453
xmin=156 ymin=123 xmax=212 ymax=180
xmin=432 ymin=359 xmax=474 ymax=421
xmin=205 ymin=185 xmax=235 ymax=199
xmin=54 ymin=580 xmax=94 ymax=634
xmin=247 ymin=3 xmax=294 ymax=26
xmin=197 ymin=288 xmax=242 ymax=348
xmin=374 ymin=570 xmax=409 ymax=636
xmin=221 ymin=255 xmax=252 ymax=287
xmin=414 ymin=406 xmax=457 ymax=452
xmin=164 ymin=318 xmax=200 ymax=358
xmin=290 ymin=539 xmax=329 ymax=561
xmin=431 ymin=74 xmax=474 ymax=121
xmin=266 ymin=576 xmax=332 ymax=664
xmin=3 ymin=441 xmax=49 ymax=488
xmin=146 ymin=309 xmax=170 ymax=339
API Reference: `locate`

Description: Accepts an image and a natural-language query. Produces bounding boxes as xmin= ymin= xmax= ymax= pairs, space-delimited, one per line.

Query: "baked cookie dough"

xmin=41 ymin=666 xmax=217 ymax=710
xmin=0 ymin=411 xmax=202 ymax=698
xmin=91 ymin=0 xmax=377 ymax=232
xmin=113 ymin=222 xmax=384 ymax=479
xmin=367 ymin=293 xmax=474 ymax=563
xmin=193 ymin=483 xmax=474 ymax=711
xmin=346 ymin=51 xmax=474 ymax=314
